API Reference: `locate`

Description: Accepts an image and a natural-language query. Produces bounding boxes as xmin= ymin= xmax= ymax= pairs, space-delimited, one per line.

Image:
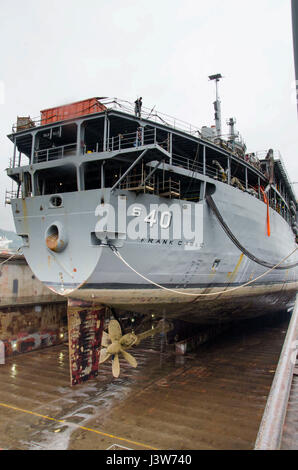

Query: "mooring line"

xmin=0 ymin=402 xmax=157 ymax=450
xmin=0 ymin=247 xmax=23 ymax=267
xmin=110 ymin=245 xmax=298 ymax=297
xmin=206 ymin=194 xmax=298 ymax=270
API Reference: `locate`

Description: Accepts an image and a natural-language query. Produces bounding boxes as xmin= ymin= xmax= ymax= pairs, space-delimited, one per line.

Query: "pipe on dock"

xmin=254 ymin=295 xmax=298 ymax=450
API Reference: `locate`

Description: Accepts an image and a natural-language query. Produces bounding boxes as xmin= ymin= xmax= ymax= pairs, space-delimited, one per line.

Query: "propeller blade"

xmin=112 ymin=354 xmax=120 ymax=378
xmin=121 ymin=349 xmax=138 ymax=368
xmin=108 ymin=320 xmax=122 ymax=342
xmin=99 ymin=348 xmax=111 ymax=364
xmin=102 ymin=331 xmax=110 ymax=347
xmin=120 ymin=332 xmax=137 ymax=349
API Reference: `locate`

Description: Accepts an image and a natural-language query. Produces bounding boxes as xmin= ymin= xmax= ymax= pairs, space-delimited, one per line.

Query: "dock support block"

xmin=67 ymin=299 xmax=105 ymax=386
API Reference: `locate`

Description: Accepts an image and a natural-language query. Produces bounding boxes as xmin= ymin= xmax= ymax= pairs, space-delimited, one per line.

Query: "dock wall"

xmin=0 ymin=252 xmax=67 ymax=357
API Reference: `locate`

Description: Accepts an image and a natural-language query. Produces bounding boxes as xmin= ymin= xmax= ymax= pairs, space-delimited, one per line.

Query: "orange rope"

xmin=260 ymin=187 xmax=271 ymax=237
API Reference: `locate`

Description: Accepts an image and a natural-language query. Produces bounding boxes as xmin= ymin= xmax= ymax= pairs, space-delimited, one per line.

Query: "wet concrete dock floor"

xmin=0 ymin=313 xmax=290 ymax=450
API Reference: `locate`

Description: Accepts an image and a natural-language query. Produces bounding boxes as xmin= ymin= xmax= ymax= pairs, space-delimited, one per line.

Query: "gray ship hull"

xmin=12 ymin=174 xmax=298 ymax=324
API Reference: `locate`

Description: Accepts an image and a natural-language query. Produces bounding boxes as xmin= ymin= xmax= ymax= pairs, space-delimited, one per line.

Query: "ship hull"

xmin=70 ymin=282 xmax=297 ymax=324
xmin=11 ymin=175 xmax=298 ymax=325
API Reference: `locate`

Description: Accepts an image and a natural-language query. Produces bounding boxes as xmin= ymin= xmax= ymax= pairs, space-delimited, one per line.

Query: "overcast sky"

xmin=0 ymin=0 xmax=297 ymax=231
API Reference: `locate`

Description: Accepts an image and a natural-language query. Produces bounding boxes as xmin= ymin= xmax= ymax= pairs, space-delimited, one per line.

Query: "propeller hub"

xmin=107 ymin=342 xmax=122 ymax=355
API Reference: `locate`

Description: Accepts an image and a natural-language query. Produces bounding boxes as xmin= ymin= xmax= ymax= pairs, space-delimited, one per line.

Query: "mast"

xmin=209 ymin=73 xmax=223 ymax=137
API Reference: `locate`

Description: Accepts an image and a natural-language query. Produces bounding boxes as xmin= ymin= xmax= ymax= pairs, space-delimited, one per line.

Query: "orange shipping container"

xmin=40 ymin=97 xmax=107 ymax=125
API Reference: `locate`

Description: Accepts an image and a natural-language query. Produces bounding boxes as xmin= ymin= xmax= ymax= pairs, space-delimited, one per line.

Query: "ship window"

xmin=35 ymin=164 xmax=78 ymax=195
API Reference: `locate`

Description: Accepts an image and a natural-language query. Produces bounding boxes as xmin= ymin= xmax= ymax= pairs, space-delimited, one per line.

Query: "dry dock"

xmin=0 ymin=311 xmax=294 ymax=450
xmin=255 ymin=296 xmax=298 ymax=450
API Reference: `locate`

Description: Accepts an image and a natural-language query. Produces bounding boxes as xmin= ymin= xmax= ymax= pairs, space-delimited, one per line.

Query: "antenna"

xmin=227 ymin=117 xmax=237 ymax=143
xmin=209 ymin=74 xmax=223 ymax=137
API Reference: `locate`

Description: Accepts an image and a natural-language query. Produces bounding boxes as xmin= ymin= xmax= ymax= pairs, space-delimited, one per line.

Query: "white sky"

xmin=0 ymin=0 xmax=297 ymax=230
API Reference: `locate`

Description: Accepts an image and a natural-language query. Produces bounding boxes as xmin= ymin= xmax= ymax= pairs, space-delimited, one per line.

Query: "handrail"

xmin=101 ymin=98 xmax=202 ymax=137
xmin=11 ymin=97 xmax=202 ymax=138
xmin=5 ymin=189 xmax=19 ymax=205
xmin=33 ymin=143 xmax=77 ymax=163
xmin=10 ymin=97 xmax=285 ymax=171
xmin=9 ymin=153 xmax=29 ymax=169
xmin=254 ymin=295 xmax=298 ymax=449
xmin=8 ymin=98 xmax=295 ymax=225
xmin=10 ymin=96 xmax=288 ymax=186
xmin=106 ymin=128 xmax=156 ymax=152
xmin=256 ymin=149 xmax=282 ymax=160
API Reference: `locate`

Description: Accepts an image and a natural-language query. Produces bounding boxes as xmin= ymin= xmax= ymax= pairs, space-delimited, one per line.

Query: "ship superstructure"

xmin=5 ymin=89 xmax=298 ymax=324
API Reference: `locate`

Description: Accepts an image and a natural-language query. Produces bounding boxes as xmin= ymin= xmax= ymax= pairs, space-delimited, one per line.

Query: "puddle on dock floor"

xmin=0 ymin=312 xmax=290 ymax=450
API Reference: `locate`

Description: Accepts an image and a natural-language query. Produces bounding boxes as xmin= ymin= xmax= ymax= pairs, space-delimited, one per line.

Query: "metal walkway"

xmin=281 ymin=355 xmax=298 ymax=449
xmin=255 ymin=295 xmax=298 ymax=450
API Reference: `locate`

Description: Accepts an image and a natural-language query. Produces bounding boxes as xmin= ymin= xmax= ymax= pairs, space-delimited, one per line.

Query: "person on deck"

xmin=134 ymin=97 xmax=142 ymax=118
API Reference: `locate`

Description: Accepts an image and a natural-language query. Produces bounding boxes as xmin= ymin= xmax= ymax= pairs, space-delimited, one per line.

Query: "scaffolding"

xmin=159 ymin=177 xmax=181 ymax=198
xmin=119 ymin=163 xmax=155 ymax=193
xmin=5 ymin=189 xmax=19 ymax=205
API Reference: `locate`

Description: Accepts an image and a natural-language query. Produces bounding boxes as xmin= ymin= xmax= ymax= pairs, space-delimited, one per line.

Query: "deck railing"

xmin=33 ymin=143 xmax=77 ymax=163
xmin=101 ymin=98 xmax=202 ymax=137
xmin=5 ymin=189 xmax=19 ymax=205
xmin=11 ymin=97 xmax=202 ymax=138
xmin=106 ymin=128 xmax=157 ymax=152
